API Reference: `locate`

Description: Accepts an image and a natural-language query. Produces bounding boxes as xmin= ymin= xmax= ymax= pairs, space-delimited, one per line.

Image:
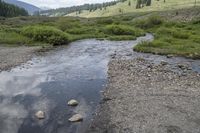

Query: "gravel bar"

xmin=89 ymin=58 xmax=200 ymax=133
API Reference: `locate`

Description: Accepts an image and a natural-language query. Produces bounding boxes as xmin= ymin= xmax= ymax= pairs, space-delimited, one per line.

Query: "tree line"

xmin=39 ymin=0 xmax=127 ymax=16
xmin=0 ymin=0 xmax=28 ymax=17
xmin=136 ymin=0 xmax=152 ymax=8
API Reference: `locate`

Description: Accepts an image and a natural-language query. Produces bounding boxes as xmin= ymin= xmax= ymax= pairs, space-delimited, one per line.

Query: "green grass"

xmin=134 ymin=17 xmax=200 ymax=59
xmin=67 ymin=0 xmax=200 ymax=18
xmin=21 ymin=26 xmax=70 ymax=45
xmin=0 ymin=6 xmax=200 ymax=59
xmin=0 ymin=16 xmax=145 ymax=46
xmin=0 ymin=31 xmax=31 ymax=45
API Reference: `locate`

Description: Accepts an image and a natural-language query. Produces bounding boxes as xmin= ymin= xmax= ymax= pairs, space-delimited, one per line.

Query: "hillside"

xmin=0 ymin=0 xmax=28 ymax=17
xmin=67 ymin=0 xmax=200 ymax=18
xmin=40 ymin=0 xmax=126 ymax=17
xmin=2 ymin=0 xmax=40 ymax=14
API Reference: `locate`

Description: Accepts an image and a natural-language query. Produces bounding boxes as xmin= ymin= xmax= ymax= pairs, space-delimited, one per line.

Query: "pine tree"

xmin=0 ymin=0 xmax=28 ymax=17
xmin=128 ymin=1 xmax=131 ymax=6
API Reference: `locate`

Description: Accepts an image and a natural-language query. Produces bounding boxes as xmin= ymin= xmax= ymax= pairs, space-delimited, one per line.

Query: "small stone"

xmin=177 ymin=64 xmax=190 ymax=70
xmin=68 ymin=99 xmax=79 ymax=106
xmin=160 ymin=60 xmax=168 ymax=66
xmin=167 ymin=54 xmax=173 ymax=58
xmin=68 ymin=114 xmax=83 ymax=122
xmin=35 ymin=111 xmax=45 ymax=119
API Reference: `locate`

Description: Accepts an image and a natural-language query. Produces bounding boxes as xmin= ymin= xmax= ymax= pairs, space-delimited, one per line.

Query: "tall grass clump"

xmin=0 ymin=32 xmax=31 ymax=45
xmin=135 ymin=15 xmax=163 ymax=29
xmin=105 ymin=24 xmax=144 ymax=36
xmin=105 ymin=24 xmax=135 ymax=35
xmin=21 ymin=26 xmax=69 ymax=45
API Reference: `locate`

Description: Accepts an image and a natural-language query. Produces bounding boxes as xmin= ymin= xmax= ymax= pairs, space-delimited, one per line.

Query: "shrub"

xmin=67 ymin=27 xmax=96 ymax=34
xmin=135 ymin=15 xmax=163 ymax=29
xmin=105 ymin=24 xmax=136 ymax=35
xmin=21 ymin=26 xmax=69 ymax=45
xmin=107 ymin=35 xmax=136 ymax=41
xmin=96 ymin=18 xmax=114 ymax=24
xmin=156 ymin=27 xmax=190 ymax=39
xmin=172 ymin=31 xmax=189 ymax=39
xmin=191 ymin=36 xmax=200 ymax=43
xmin=56 ymin=18 xmax=81 ymax=31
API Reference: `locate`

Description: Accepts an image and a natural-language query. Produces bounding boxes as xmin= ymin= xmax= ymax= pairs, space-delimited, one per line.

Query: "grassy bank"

xmin=133 ymin=15 xmax=200 ymax=59
xmin=0 ymin=16 xmax=145 ymax=46
xmin=0 ymin=6 xmax=200 ymax=59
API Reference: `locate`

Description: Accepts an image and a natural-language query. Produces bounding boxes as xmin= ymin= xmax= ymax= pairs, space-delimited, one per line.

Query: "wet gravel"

xmin=89 ymin=58 xmax=200 ymax=133
xmin=0 ymin=46 xmax=41 ymax=72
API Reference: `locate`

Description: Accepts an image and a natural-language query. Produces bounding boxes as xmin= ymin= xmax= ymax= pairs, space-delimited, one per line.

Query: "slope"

xmin=3 ymin=0 xmax=40 ymax=14
xmin=67 ymin=0 xmax=200 ymax=18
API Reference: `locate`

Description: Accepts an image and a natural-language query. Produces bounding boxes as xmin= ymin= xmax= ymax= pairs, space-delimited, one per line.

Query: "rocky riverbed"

xmin=0 ymin=46 xmax=41 ymax=72
xmin=89 ymin=58 xmax=200 ymax=133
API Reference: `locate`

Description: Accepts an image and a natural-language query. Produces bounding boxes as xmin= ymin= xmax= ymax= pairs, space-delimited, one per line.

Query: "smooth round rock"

xmin=68 ymin=99 xmax=79 ymax=106
xmin=68 ymin=114 xmax=83 ymax=122
xmin=35 ymin=111 xmax=45 ymax=119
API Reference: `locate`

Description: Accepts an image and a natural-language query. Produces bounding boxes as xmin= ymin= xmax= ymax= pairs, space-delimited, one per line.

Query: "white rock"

xmin=68 ymin=114 xmax=83 ymax=122
xmin=68 ymin=99 xmax=79 ymax=106
xmin=35 ymin=111 xmax=45 ymax=119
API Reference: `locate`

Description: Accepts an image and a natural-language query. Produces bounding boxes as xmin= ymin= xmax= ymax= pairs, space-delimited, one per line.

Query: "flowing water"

xmin=1 ymin=33 xmax=200 ymax=133
xmin=0 ymin=34 xmax=153 ymax=133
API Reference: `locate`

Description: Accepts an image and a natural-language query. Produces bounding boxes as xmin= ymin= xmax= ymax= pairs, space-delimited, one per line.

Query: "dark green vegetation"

xmin=136 ymin=0 xmax=152 ymax=8
xmin=0 ymin=0 xmax=28 ymax=17
xmin=0 ymin=6 xmax=200 ymax=59
xmin=0 ymin=15 xmax=146 ymax=46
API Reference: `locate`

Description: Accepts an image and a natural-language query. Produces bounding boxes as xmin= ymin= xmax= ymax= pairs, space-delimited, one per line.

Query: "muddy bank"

xmin=0 ymin=46 xmax=42 ymax=72
xmin=89 ymin=58 xmax=200 ymax=133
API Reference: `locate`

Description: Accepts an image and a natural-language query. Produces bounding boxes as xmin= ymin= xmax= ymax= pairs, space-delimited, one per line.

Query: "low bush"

xmin=67 ymin=27 xmax=96 ymax=34
xmin=56 ymin=18 xmax=81 ymax=31
xmin=96 ymin=18 xmax=114 ymax=24
xmin=21 ymin=26 xmax=69 ymax=45
xmin=172 ymin=30 xmax=190 ymax=39
xmin=105 ymin=24 xmax=136 ymax=35
xmin=135 ymin=15 xmax=163 ymax=29
xmin=156 ymin=27 xmax=190 ymax=39
xmin=107 ymin=35 xmax=137 ymax=41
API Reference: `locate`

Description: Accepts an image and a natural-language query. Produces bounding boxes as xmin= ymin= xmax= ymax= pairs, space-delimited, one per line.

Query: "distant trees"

xmin=128 ymin=1 xmax=131 ymax=6
xmin=136 ymin=0 xmax=152 ymax=9
xmin=39 ymin=0 xmax=128 ymax=16
xmin=0 ymin=0 xmax=28 ymax=17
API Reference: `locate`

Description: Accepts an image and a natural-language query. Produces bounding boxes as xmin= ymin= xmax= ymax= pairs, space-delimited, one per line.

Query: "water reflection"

xmin=0 ymin=34 xmax=153 ymax=133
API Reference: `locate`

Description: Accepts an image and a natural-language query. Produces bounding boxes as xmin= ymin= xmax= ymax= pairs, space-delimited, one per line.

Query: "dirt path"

xmin=89 ymin=58 xmax=200 ymax=133
xmin=0 ymin=46 xmax=41 ymax=71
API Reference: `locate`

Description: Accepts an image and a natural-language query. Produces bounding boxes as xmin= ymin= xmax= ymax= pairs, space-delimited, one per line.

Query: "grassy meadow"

xmin=0 ymin=6 xmax=200 ymax=59
xmin=67 ymin=0 xmax=200 ymax=18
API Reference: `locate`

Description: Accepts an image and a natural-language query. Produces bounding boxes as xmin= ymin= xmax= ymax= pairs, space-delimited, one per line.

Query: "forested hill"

xmin=39 ymin=0 xmax=127 ymax=16
xmin=0 ymin=0 xmax=28 ymax=17
xmin=3 ymin=0 xmax=41 ymax=14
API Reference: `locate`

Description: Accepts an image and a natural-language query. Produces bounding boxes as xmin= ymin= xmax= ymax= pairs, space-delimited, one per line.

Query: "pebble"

xmin=68 ymin=114 xmax=83 ymax=122
xmin=35 ymin=111 xmax=45 ymax=119
xmin=167 ymin=54 xmax=174 ymax=58
xmin=160 ymin=60 xmax=168 ymax=66
xmin=68 ymin=99 xmax=79 ymax=106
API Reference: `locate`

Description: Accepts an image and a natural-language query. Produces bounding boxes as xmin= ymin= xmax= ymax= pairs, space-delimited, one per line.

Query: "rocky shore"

xmin=0 ymin=46 xmax=43 ymax=72
xmin=89 ymin=58 xmax=200 ymax=133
